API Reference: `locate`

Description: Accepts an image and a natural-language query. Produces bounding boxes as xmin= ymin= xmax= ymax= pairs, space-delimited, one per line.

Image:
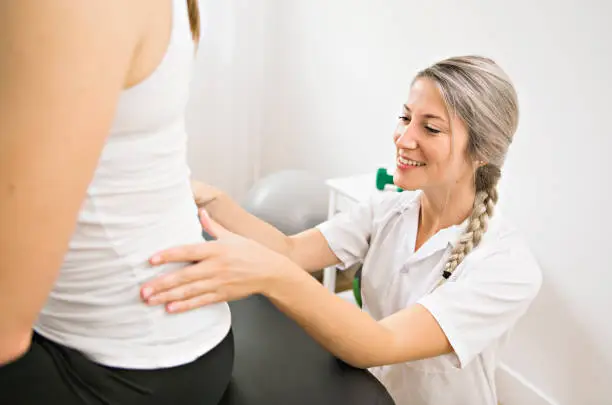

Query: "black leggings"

xmin=0 ymin=330 xmax=234 ymax=405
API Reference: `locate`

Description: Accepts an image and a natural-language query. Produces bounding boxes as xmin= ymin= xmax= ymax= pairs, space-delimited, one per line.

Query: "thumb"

xmin=199 ymin=209 xmax=232 ymax=239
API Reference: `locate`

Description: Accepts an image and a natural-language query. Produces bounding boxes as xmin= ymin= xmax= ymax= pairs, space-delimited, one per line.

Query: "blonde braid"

xmin=440 ymin=165 xmax=500 ymax=283
xmin=414 ymin=56 xmax=518 ymax=287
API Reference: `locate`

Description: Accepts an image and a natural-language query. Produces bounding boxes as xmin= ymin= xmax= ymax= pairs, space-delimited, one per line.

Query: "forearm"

xmin=265 ymin=264 xmax=398 ymax=368
xmin=204 ymin=193 xmax=294 ymax=258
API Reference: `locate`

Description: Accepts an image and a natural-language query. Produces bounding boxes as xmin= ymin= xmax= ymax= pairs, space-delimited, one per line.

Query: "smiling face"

xmin=393 ymin=78 xmax=477 ymax=194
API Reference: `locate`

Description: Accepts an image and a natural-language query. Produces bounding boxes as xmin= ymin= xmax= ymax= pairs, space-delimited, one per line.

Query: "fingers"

xmin=164 ymin=293 xmax=225 ymax=314
xmin=141 ymin=263 xmax=210 ymax=299
xmin=146 ymin=279 xmax=217 ymax=306
xmin=150 ymin=242 xmax=217 ymax=265
xmin=198 ymin=209 xmax=232 ymax=239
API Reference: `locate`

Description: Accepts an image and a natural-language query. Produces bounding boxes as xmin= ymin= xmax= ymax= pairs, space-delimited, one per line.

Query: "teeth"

xmin=398 ymin=156 xmax=425 ymax=166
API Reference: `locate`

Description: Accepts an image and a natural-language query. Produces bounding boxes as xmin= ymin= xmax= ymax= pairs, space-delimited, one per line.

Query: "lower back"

xmin=34 ymin=126 xmax=231 ymax=368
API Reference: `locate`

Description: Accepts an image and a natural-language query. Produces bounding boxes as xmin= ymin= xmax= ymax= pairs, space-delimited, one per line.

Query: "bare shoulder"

xmin=0 ymin=0 xmax=143 ymax=43
xmin=0 ymin=0 xmax=161 ymax=88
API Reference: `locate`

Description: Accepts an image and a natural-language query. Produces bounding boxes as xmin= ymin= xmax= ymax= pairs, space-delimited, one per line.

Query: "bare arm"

xmin=0 ymin=0 xmax=139 ymax=364
xmin=145 ymin=232 xmax=452 ymax=369
xmin=194 ymin=182 xmax=340 ymax=272
xmin=267 ymin=262 xmax=452 ymax=368
xmin=143 ymin=210 xmax=451 ymax=368
xmin=146 ymin=218 xmax=539 ymax=370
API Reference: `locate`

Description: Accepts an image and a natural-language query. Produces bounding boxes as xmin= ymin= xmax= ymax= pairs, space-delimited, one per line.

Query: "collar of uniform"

xmin=401 ymin=192 xmax=470 ymax=263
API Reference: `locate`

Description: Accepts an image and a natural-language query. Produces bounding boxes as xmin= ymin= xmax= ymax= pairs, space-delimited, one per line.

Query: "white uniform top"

xmin=33 ymin=0 xmax=231 ymax=369
xmin=316 ymin=190 xmax=542 ymax=405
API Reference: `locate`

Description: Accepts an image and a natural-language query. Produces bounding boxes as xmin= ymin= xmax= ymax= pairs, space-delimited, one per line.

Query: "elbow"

xmin=339 ymin=330 xmax=400 ymax=370
xmin=345 ymin=358 xmax=373 ymax=369
xmin=341 ymin=355 xmax=381 ymax=370
xmin=0 ymin=330 xmax=32 ymax=366
xmin=337 ymin=350 xmax=386 ymax=370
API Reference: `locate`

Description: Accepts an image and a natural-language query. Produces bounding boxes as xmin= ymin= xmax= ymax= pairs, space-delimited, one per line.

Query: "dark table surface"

xmin=219 ymin=295 xmax=395 ymax=405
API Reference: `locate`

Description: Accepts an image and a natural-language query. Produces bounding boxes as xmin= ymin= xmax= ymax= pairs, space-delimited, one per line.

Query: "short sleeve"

xmin=315 ymin=200 xmax=374 ymax=270
xmin=315 ymin=192 xmax=404 ymax=270
xmin=418 ymin=247 xmax=542 ymax=368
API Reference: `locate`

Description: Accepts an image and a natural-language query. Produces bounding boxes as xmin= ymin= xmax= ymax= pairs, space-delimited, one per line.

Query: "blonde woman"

xmin=143 ymin=56 xmax=542 ymax=405
xmin=0 ymin=1 xmax=233 ymax=404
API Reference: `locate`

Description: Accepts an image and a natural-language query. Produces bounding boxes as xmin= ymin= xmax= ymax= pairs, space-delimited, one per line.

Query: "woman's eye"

xmin=398 ymin=115 xmax=410 ymax=123
xmin=425 ymin=126 xmax=441 ymax=134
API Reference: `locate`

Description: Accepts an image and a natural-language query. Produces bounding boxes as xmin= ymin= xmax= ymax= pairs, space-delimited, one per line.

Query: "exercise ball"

xmin=241 ymin=170 xmax=329 ymax=235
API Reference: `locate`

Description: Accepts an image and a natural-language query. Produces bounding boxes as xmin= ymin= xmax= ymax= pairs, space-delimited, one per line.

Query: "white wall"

xmin=186 ymin=0 xmax=269 ymax=200
xmin=259 ymin=0 xmax=612 ymax=404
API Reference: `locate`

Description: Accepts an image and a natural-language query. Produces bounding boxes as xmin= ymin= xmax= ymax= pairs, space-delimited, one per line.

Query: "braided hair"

xmin=416 ymin=56 xmax=518 ymax=282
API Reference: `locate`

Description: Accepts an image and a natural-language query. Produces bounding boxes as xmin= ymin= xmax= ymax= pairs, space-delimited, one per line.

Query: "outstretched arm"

xmin=268 ymin=265 xmax=453 ymax=368
xmin=0 ymin=0 xmax=139 ymax=364
xmin=143 ymin=216 xmax=452 ymax=368
xmin=191 ymin=180 xmax=340 ymax=272
xmin=145 ymin=229 xmax=539 ymax=370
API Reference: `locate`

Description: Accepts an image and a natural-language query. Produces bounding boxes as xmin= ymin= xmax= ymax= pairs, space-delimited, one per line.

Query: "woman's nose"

xmin=395 ymin=124 xmax=418 ymax=149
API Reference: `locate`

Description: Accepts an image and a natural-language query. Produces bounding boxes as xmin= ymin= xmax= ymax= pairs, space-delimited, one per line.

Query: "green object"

xmin=376 ymin=167 xmax=403 ymax=192
xmin=352 ymin=168 xmax=404 ymax=307
xmin=352 ymin=277 xmax=362 ymax=308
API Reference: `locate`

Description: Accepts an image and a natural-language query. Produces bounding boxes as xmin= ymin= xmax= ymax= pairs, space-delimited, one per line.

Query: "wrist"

xmin=196 ymin=191 xmax=224 ymax=208
xmin=264 ymin=257 xmax=305 ymax=299
xmin=191 ymin=180 xmax=225 ymax=208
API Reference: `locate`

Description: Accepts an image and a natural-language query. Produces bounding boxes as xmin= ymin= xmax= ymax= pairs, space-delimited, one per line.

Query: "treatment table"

xmin=219 ymin=295 xmax=396 ymax=405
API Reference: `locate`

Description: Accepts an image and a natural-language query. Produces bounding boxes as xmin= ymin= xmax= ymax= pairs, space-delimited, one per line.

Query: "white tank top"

xmin=33 ymin=0 xmax=231 ymax=369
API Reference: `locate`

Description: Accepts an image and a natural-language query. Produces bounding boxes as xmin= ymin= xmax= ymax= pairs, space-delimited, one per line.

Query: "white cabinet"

xmin=322 ymin=173 xmax=383 ymax=292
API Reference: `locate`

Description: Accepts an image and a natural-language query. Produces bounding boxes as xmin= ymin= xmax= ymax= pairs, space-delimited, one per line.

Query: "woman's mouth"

xmin=397 ymin=156 xmax=426 ymax=168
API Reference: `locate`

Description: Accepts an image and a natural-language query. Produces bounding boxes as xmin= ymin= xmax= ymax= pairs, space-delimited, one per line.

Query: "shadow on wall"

xmin=500 ymin=271 xmax=610 ymax=404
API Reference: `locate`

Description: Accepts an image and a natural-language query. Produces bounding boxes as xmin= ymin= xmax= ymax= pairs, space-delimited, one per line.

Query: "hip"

xmin=35 ymin=300 xmax=232 ymax=369
xmin=0 ymin=328 xmax=234 ymax=405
